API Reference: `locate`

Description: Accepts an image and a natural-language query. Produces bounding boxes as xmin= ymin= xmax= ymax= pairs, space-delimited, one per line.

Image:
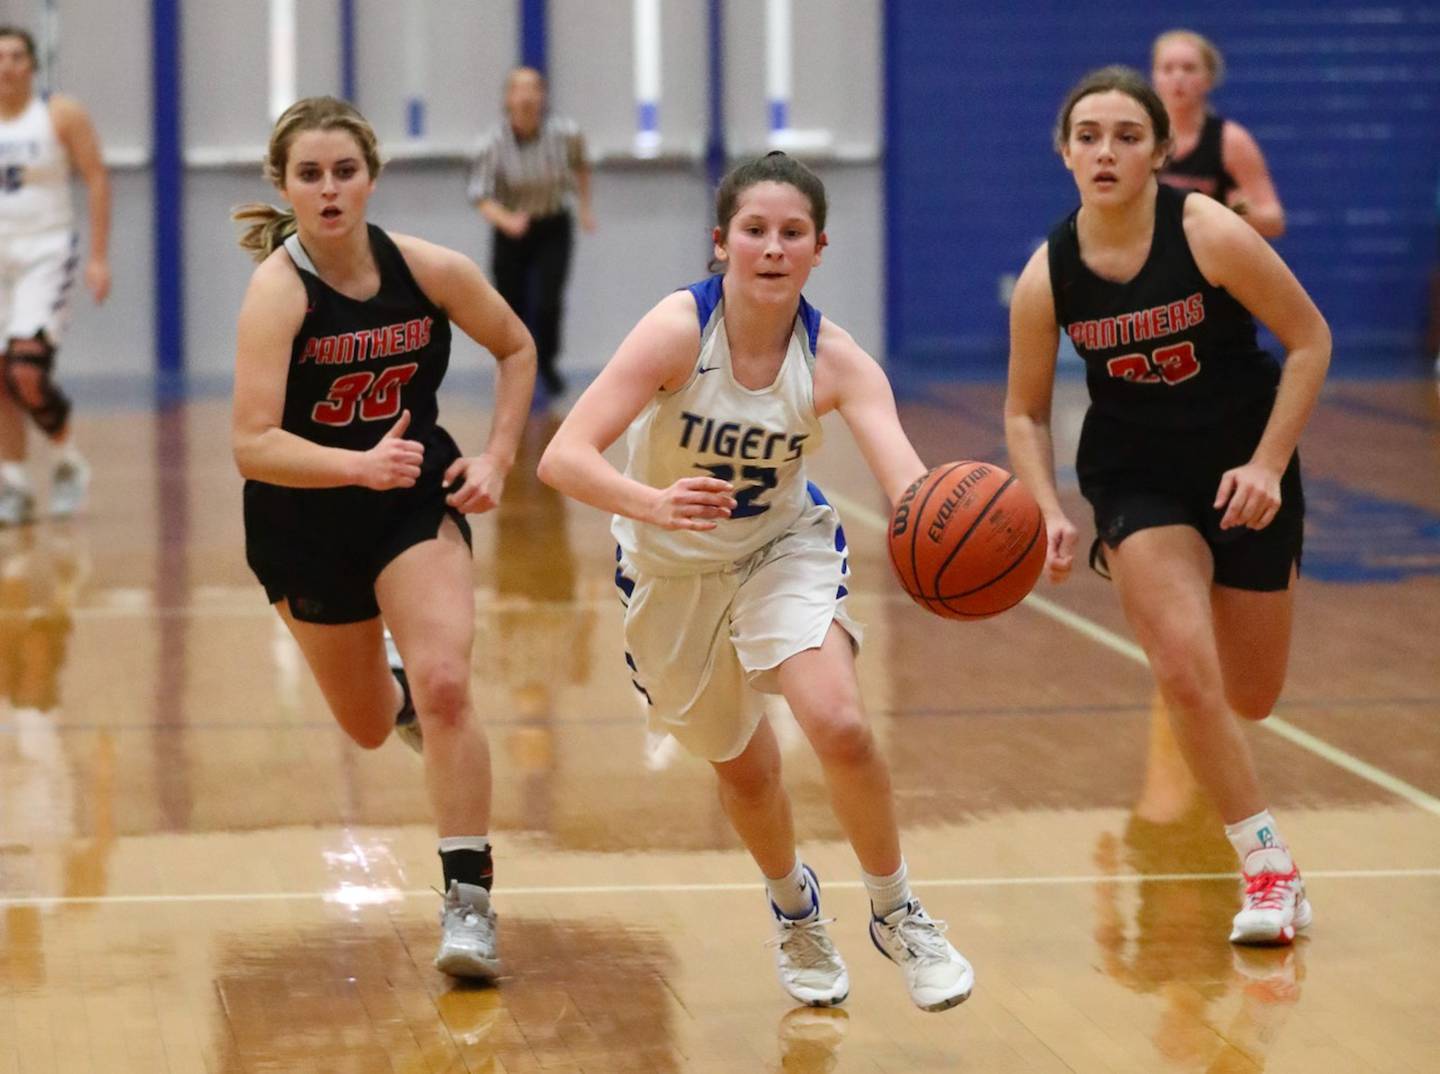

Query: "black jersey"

xmin=1158 ymin=112 xmax=1236 ymax=204
xmin=280 ymin=224 xmax=451 ymax=448
xmin=245 ymin=225 xmax=461 ymax=539
xmin=1047 ymin=183 xmax=1279 ymax=431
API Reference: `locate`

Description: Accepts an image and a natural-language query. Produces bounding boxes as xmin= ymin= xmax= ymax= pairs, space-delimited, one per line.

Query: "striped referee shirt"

xmin=466 ymin=115 xmax=588 ymax=218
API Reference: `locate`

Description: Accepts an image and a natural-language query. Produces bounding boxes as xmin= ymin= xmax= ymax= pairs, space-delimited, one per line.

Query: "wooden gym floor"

xmin=1 ymin=372 xmax=1437 ymax=1073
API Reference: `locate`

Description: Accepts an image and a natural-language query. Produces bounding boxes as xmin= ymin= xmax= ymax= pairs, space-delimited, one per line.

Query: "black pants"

xmin=492 ymin=212 xmax=573 ymax=395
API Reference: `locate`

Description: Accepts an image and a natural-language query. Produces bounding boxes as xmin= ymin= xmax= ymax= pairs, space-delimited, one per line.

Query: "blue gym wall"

xmin=885 ymin=3 xmax=1440 ymax=376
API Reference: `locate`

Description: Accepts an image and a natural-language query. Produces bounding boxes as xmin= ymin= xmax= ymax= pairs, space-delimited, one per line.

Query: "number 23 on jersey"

xmin=1105 ymin=341 xmax=1200 ymax=385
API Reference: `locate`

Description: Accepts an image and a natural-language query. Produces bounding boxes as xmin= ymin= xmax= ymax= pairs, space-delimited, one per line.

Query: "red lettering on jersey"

xmin=404 ymin=319 xmax=421 ymax=351
xmin=300 ymin=338 xmax=319 ymax=364
xmin=1075 ymin=293 xmax=1206 ymax=358
xmin=317 ymin=336 xmax=337 ymax=365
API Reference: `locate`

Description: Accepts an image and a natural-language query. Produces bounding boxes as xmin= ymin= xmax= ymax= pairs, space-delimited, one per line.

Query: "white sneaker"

xmin=385 ymin=628 xmax=422 ymax=754
xmin=49 ymin=458 xmax=89 ymax=519
xmin=0 ymin=483 xmax=34 ymax=527
xmin=869 ymin=900 xmax=974 ymax=1012
xmin=766 ymin=866 xmax=849 ymax=1007
xmin=435 ymin=880 xmax=500 ymax=980
xmin=1230 ymin=846 xmax=1312 ymax=945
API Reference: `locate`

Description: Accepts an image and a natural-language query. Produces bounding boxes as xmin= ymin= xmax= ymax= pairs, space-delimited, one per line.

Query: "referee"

xmin=468 ymin=67 xmax=595 ymax=399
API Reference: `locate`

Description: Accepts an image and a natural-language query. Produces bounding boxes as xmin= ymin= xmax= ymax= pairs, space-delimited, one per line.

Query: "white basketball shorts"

xmin=0 ymin=230 xmax=77 ymax=344
xmin=615 ymin=487 xmax=863 ymax=762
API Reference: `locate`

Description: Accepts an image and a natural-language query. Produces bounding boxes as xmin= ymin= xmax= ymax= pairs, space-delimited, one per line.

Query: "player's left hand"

xmin=85 ymin=257 xmax=111 ymax=303
xmin=1214 ymin=460 xmax=1282 ymax=530
xmin=443 ymin=454 xmax=508 ymax=514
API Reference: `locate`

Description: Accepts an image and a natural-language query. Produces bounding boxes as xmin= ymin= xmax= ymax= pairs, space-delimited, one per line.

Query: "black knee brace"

xmin=3 ymin=336 xmax=71 ymax=437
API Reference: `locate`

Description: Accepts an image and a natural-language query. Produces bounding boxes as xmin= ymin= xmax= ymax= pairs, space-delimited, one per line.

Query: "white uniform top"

xmin=0 ymin=95 xmax=72 ymax=235
xmin=613 ymin=275 xmax=826 ymax=576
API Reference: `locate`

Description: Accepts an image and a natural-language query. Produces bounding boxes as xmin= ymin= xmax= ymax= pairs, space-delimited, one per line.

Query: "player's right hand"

xmin=1043 ymin=511 xmax=1078 ymax=584
xmin=358 ymin=410 xmax=424 ymax=490
xmin=647 ymin=476 xmax=736 ymax=531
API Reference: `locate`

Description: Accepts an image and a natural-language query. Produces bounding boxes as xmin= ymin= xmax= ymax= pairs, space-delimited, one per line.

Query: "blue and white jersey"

xmin=0 ymin=95 xmax=72 ymax=235
xmin=612 ymin=275 xmax=826 ymax=576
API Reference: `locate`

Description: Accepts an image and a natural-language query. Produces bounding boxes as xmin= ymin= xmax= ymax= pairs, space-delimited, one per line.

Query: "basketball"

xmin=888 ymin=461 xmax=1047 ymax=620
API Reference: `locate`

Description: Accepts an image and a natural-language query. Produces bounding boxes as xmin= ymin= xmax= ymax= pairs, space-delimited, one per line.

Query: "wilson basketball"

xmin=888 ymin=461 xmax=1047 ymax=620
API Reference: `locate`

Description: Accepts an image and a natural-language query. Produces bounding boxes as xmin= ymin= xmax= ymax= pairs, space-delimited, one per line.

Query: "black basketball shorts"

xmin=1076 ymin=406 xmax=1303 ymax=593
xmin=243 ymin=428 xmax=473 ymax=624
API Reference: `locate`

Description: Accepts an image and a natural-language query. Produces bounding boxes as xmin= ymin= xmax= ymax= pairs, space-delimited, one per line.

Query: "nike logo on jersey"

xmin=697 ymin=365 xmax=717 ymax=374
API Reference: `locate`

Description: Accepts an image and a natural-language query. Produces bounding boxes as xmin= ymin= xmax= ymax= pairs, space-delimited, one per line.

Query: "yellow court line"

xmin=824 ymin=489 xmax=1440 ymax=820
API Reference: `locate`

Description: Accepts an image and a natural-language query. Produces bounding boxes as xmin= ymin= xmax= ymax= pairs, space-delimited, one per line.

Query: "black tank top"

xmin=244 ymin=225 xmax=458 ymax=531
xmin=279 ymin=224 xmax=451 ymax=448
xmin=1047 ymin=183 xmax=1278 ymax=431
xmin=1158 ymin=112 xmax=1236 ymax=204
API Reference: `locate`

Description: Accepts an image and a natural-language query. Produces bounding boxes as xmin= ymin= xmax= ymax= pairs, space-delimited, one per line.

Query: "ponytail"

xmin=231 ymin=203 xmax=297 ymax=262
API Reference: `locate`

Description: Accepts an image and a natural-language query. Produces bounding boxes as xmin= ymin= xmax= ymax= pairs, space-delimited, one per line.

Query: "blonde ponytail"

xmin=231 ymin=203 xmax=298 ymax=262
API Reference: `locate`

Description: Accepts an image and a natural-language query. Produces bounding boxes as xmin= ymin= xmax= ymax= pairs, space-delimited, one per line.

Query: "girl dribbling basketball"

xmin=1004 ymin=67 xmax=1330 ymax=944
xmin=539 ymin=152 xmax=973 ymax=1012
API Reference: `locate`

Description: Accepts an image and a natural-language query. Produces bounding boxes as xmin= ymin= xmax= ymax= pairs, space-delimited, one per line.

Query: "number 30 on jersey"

xmin=312 ymin=363 xmax=418 ymax=426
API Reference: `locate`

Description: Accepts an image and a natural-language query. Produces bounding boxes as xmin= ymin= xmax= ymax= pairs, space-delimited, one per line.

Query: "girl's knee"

xmin=808 ymin=711 xmax=876 ymax=767
xmin=714 ymin=744 xmax=782 ymax=803
xmin=718 ymin=763 xmax=780 ymax=805
xmin=345 ymin=718 xmax=392 ymax=751
xmin=409 ymin=659 xmax=473 ymax=726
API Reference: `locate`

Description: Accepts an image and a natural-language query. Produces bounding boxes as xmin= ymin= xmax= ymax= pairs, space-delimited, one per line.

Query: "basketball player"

xmin=1152 ymin=30 xmax=1285 ymax=238
xmin=0 ymin=25 xmax=110 ymax=525
xmin=1004 ymin=67 xmax=1330 ymax=944
xmin=230 ymin=97 xmax=536 ymax=979
xmin=538 ymin=152 xmax=973 ymax=1012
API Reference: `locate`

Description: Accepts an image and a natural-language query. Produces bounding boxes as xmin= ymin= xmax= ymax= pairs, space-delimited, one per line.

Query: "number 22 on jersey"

xmin=312 ymin=363 xmax=418 ymax=426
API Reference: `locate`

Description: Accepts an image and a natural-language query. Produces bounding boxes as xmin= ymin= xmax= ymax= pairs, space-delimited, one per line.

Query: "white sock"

xmin=1225 ymin=810 xmax=1285 ymax=864
xmin=863 ymin=859 xmax=912 ymax=918
xmin=765 ymin=860 xmax=815 ymax=919
xmin=0 ymin=462 xmax=28 ymax=489
xmin=56 ymin=442 xmax=85 ymax=469
xmin=438 ymin=835 xmax=490 ymax=854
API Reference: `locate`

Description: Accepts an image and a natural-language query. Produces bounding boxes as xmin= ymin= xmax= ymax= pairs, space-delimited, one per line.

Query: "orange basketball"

xmin=888 ymin=461 xmax=1047 ymax=620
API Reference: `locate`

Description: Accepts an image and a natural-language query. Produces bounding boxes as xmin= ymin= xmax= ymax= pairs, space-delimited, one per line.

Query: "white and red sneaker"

xmin=1230 ymin=846 xmax=1312 ymax=945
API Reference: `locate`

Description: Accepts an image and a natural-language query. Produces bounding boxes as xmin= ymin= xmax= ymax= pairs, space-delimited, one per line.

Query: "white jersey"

xmin=613 ymin=275 xmax=826 ymax=576
xmin=0 ymin=95 xmax=72 ymax=235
